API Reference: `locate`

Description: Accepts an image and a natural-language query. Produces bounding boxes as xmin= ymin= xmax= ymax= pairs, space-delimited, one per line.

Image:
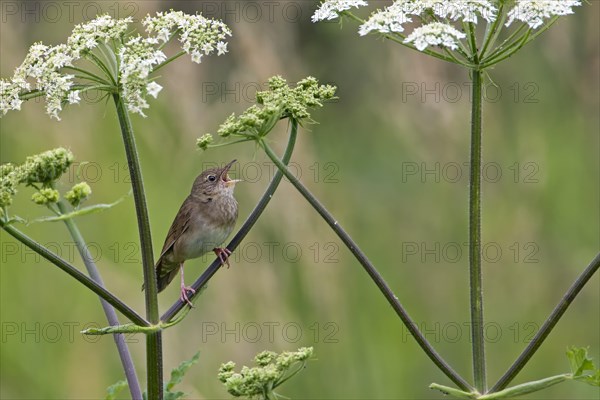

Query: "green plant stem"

xmin=161 ymin=119 xmax=299 ymax=323
xmin=469 ymin=68 xmax=486 ymax=393
xmin=479 ymin=3 xmax=506 ymax=59
xmin=153 ymin=50 xmax=186 ymax=73
xmin=482 ymin=374 xmax=571 ymax=400
xmin=479 ymin=29 xmax=530 ymax=69
xmin=490 ymin=252 xmax=600 ymax=393
xmin=62 ymin=66 xmax=111 ymax=85
xmin=56 ymin=201 xmax=142 ymax=400
xmin=88 ymin=52 xmax=117 ymax=85
xmin=112 ymin=94 xmax=162 ymax=399
xmin=0 ymin=222 xmax=148 ymax=326
xmin=259 ymin=131 xmax=473 ymax=392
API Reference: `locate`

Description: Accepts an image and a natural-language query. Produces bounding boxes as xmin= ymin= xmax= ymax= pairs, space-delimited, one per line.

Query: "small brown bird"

xmin=153 ymin=159 xmax=240 ymax=306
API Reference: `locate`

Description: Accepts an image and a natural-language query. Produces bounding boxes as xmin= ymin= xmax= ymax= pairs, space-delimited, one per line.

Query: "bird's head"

xmin=191 ymin=159 xmax=241 ymax=198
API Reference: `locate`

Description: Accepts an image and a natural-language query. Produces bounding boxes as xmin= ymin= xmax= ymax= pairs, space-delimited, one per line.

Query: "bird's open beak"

xmin=221 ymin=159 xmax=242 ymax=186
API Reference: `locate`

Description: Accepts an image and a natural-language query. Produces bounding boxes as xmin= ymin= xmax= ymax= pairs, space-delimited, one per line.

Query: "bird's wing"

xmin=144 ymin=197 xmax=196 ymax=292
xmin=156 ymin=197 xmax=194 ymax=264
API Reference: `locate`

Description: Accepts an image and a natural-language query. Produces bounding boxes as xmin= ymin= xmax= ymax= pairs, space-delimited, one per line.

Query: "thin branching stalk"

xmin=112 ymin=94 xmax=162 ymax=399
xmin=0 ymin=222 xmax=148 ymax=326
xmin=56 ymin=200 xmax=142 ymax=400
xmin=161 ymin=119 xmax=299 ymax=323
xmin=259 ymin=130 xmax=473 ymax=392
xmin=490 ymin=252 xmax=600 ymax=393
xmin=342 ymin=11 xmax=464 ymax=65
xmin=469 ymin=68 xmax=486 ymax=393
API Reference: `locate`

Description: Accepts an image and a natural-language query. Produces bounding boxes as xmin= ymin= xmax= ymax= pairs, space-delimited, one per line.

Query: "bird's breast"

xmin=173 ymin=195 xmax=238 ymax=261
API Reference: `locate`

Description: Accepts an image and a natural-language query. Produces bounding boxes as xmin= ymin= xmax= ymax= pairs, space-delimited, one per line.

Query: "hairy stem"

xmin=0 ymin=222 xmax=148 ymax=326
xmin=57 ymin=200 xmax=142 ymax=400
xmin=490 ymin=252 xmax=600 ymax=393
xmin=112 ymin=94 xmax=162 ymax=399
xmin=469 ymin=68 xmax=486 ymax=393
xmin=260 ymin=131 xmax=473 ymax=392
xmin=161 ymin=120 xmax=299 ymax=323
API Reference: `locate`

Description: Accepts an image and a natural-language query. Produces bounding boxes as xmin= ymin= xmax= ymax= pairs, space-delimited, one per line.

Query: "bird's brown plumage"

xmin=146 ymin=160 xmax=239 ymax=294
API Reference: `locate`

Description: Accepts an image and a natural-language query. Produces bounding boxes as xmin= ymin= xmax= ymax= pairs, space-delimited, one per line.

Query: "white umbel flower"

xmin=506 ymin=0 xmax=581 ymax=29
xmin=146 ymin=82 xmax=162 ymax=98
xmin=68 ymin=15 xmax=132 ymax=57
xmin=143 ymin=10 xmax=232 ymax=64
xmin=312 ymin=0 xmax=368 ymax=22
xmin=404 ymin=22 xmax=466 ymax=51
xmin=391 ymin=0 xmax=497 ymax=23
xmin=67 ymin=90 xmax=81 ymax=104
xmin=0 ymin=79 xmax=26 ymax=115
xmin=442 ymin=1 xmax=497 ymax=24
xmin=359 ymin=2 xmax=412 ymax=36
xmin=12 ymin=43 xmax=76 ymax=119
xmin=119 ymin=36 xmax=167 ymax=116
xmin=1 ymin=12 xmax=232 ymax=119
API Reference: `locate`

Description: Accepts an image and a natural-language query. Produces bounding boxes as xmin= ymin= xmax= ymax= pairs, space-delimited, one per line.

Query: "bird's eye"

xmin=207 ymin=175 xmax=217 ymax=182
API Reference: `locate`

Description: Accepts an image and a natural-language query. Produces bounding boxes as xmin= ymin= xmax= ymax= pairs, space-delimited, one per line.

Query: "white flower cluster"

xmin=119 ymin=36 xmax=166 ymax=116
xmin=311 ymin=0 xmax=367 ymax=22
xmin=1 ymin=11 xmax=232 ymax=119
xmin=1 ymin=15 xmax=130 ymax=119
xmin=143 ymin=10 xmax=232 ymax=64
xmin=358 ymin=0 xmax=497 ymax=37
xmin=6 ymin=43 xmax=77 ymax=119
xmin=442 ymin=1 xmax=498 ymax=24
xmin=506 ymin=0 xmax=581 ymax=29
xmin=358 ymin=3 xmax=412 ymax=36
xmin=314 ymin=0 xmax=582 ymax=54
xmin=68 ymin=15 xmax=132 ymax=57
xmin=0 ymin=79 xmax=25 ymax=114
xmin=404 ymin=22 xmax=467 ymax=51
xmin=317 ymin=0 xmax=496 ymax=51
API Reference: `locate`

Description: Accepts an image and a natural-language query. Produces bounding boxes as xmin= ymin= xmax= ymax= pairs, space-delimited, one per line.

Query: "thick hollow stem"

xmin=260 ymin=131 xmax=473 ymax=392
xmin=469 ymin=69 xmax=486 ymax=393
xmin=161 ymin=120 xmax=299 ymax=323
xmin=112 ymin=94 xmax=162 ymax=399
xmin=490 ymin=252 xmax=600 ymax=393
xmin=57 ymin=201 xmax=142 ymax=400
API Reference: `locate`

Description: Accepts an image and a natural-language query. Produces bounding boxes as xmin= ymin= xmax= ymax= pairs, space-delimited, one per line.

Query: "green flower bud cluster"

xmin=0 ymin=163 xmax=19 ymax=208
xmin=20 ymin=148 xmax=74 ymax=186
xmin=218 ymin=347 xmax=313 ymax=398
xmin=65 ymin=182 xmax=92 ymax=207
xmin=0 ymin=148 xmax=91 ymax=215
xmin=31 ymin=188 xmax=60 ymax=205
xmin=196 ymin=133 xmax=214 ymax=150
xmin=256 ymin=76 xmax=336 ymax=121
xmin=200 ymin=76 xmax=336 ymax=149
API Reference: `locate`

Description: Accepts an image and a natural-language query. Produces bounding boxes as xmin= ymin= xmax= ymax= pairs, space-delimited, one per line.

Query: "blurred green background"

xmin=1 ymin=1 xmax=598 ymax=399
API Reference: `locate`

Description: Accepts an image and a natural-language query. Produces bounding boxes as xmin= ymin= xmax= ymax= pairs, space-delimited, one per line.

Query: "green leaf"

xmin=164 ymin=351 xmax=201 ymax=396
xmin=429 ymin=383 xmax=478 ymax=398
xmin=478 ymin=374 xmax=570 ymax=399
xmin=105 ymin=380 xmax=127 ymax=400
xmin=566 ymin=347 xmax=600 ymax=387
xmin=26 ymin=193 xmax=129 ymax=224
xmin=574 ymin=369 xmax=600 ymax=387
xmin=1 ymin=215 xmax=27 ymax=226
xmin=164 ymin=390 xmax=185 ymax=400
xmin=81 ymin=322 xmax=160 ymax=335
xmin=567 ymin=346 xmax=596 ymax=376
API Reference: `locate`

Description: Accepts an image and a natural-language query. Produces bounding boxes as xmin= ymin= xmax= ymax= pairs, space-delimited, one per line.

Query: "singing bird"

xmin=152 ymin=160 xmax=240 ymax=306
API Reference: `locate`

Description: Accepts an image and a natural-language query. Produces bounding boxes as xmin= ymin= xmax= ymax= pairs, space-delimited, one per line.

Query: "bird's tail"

xmin=141 ymin=257 xmax=179 ymax=293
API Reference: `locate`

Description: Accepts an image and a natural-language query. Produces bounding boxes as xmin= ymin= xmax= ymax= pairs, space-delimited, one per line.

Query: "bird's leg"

xmin=179 ymin=263 xmax=196 ymax=307
xmin=213 ymin=247 xmax=232 ymax=268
